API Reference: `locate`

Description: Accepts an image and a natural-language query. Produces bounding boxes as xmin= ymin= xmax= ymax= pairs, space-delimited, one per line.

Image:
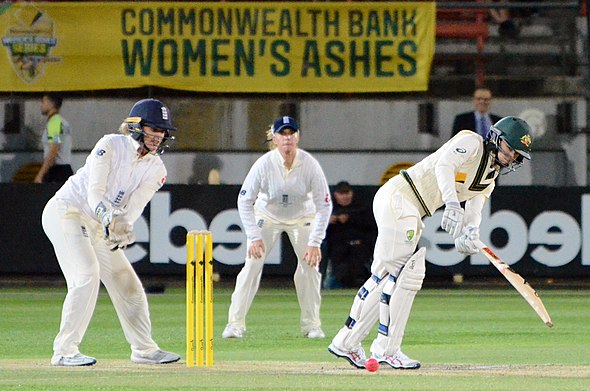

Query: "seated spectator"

xmin=452 ymin=87 xmax=502 ymax=138
xmin=325 ymin=181 xmax=375 ymax=289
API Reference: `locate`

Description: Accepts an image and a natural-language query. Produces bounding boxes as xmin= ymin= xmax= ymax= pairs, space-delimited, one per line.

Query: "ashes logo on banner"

xmin=1 ymin=5 xmax=61 ymax=83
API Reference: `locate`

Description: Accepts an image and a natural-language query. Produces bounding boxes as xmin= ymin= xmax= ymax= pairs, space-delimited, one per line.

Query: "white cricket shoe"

xmin=328 ymin=343 xmax=366 ymax=369
xmin=51 ymin=353 xmax=97 ymax=367
xmin=372 ymin=350 xmax=421 ymax=369
xmin=222 ymin=324 xmax=244 ymax=338
xmin=131 ymin=349 xmax=181 ymax=364
xmin=304 ymin=328 xmax=325 ymax=339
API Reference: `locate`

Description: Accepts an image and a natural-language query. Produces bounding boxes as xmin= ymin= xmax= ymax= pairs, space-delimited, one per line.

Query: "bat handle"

xmin=473 ymin=240 xmax=486 ymax=250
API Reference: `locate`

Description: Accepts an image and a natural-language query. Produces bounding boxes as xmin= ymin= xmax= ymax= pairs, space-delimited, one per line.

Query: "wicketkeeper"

xmin=42 ymin=99 xmax=181 ymax=366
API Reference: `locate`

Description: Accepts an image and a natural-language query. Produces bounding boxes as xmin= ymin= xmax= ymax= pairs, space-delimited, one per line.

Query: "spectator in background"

xmin=452 ymin=87 xmax=502 ymax=138
xmin=325 ymin=181 xmax=375 ymax=289
xmin=34 ymin=93 xmax=73 ymax=184
xmin=488 ymin=0 xmax=520 ymax=39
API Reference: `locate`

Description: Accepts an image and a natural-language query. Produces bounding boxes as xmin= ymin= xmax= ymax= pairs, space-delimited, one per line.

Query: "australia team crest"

xmin=1 ymin=5 xmax=61 ymax=83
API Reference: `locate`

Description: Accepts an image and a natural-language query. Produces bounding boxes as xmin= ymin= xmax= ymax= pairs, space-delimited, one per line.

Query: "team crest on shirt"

xmin=406 ymin=230 xmax=415 ymax=242
xmin=281 ymin=194 xmax=291 ymax=207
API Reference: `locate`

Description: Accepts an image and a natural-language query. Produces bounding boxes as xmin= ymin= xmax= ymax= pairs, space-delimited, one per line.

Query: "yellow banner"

xmin=0 ymin=2 xmax=435 ymax=93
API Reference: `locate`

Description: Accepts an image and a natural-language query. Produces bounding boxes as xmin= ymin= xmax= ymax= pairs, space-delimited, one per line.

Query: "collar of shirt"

xmin=272 ymin=148 xmax=301 ymax=174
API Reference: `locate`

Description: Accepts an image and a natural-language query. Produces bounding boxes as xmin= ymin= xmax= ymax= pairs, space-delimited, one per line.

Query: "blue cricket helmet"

xmin=126 ymin=99 xmax=177 ymax=132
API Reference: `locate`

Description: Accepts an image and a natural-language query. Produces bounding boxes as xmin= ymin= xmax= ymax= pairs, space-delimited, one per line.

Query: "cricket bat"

xmin=474 ymin=240 xmax=554 ymax=328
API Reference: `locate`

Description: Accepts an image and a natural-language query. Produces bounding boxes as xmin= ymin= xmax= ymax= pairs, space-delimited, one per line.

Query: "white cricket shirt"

xmin=396 ymin=130 xmax=499 ymax=227
xmin=238 ymin=148 xmax=332 ymax=247
xmin=55 ymin=134 xmax=167 ymax=224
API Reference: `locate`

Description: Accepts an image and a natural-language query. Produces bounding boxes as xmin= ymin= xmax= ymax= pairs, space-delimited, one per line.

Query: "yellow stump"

xmin=186 ymin=230 xmax=214 ymax=367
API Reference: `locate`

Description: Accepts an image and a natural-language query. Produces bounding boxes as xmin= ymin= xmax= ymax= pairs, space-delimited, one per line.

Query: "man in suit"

xmin=452 ymin=87 xmax=502 ymax=138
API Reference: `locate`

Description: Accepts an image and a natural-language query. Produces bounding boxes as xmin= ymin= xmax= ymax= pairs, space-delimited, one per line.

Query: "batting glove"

xmin=441 ymin=201 xmax=465 ymax=239
xmin=455 ymin=225 xmax=480 ymax=255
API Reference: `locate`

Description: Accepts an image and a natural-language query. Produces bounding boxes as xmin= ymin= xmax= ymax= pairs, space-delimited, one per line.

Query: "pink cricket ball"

xmin=365 ymin=358 xmax=379 ymax=372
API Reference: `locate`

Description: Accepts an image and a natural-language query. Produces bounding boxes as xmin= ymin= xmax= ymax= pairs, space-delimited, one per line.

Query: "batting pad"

xmin=371 ymin=247 xmax=426 ymax=357
xmin=332 ymin=273 xmax=386 ymax=351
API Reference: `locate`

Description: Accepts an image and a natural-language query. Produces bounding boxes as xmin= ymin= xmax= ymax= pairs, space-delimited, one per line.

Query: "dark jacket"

xmin=326 ymin=200 xmax=375 ymax=246
xmin=452 ymin=111 xmax=502 ymax=137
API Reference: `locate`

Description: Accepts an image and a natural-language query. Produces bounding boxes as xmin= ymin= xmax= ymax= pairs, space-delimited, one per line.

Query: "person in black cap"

xmin=325 ymin=181 xmax=375 ymax=288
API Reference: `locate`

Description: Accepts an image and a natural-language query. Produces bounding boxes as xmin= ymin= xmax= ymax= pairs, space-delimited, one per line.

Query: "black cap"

xmin=334 ymin=181 xmax=352 ymax=193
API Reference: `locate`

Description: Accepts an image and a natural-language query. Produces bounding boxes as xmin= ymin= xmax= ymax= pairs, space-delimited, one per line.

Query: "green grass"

xmin=0 ymin=284 xmax=589 ymax=390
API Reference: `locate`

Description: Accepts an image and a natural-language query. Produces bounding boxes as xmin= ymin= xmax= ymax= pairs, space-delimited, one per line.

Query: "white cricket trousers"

xmin=227 ymin=215 xmax=322 ymax=334
xmin=42 ymin=197 xmax=160 ymax=357
xmin=332 ymin=179 xmax=423 ymax=351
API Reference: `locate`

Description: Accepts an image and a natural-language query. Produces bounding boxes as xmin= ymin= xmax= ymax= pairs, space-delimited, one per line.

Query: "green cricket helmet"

xmin=486 ymin=116 xmax=533 ymax=173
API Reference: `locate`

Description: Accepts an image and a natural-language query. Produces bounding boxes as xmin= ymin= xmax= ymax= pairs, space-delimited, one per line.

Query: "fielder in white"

xmin=329 ymin=116 xmax=533 ymax=369
xmin=222 ymin=116 xmax=332 ymax=339
xmin=42 ymin=99 xmax=181 ymax=366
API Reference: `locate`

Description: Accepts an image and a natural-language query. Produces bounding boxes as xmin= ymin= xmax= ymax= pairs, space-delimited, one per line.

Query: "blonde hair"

xmin=118 ymin=122 xmax=131 ymax=135
xmin=265 ymin=125 xmax=276 ymax=150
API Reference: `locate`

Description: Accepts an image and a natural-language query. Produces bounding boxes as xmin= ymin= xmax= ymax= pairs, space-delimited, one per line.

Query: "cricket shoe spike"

xmin=131 ymin=349 xmax=181 ymax=364
xmin=328 ymin=343 xmax=366 ymax=369
xmin=372 ymin=350 xmax=421 ymax=369
xmin=51 ymin=353 xmax=97 ymax=367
